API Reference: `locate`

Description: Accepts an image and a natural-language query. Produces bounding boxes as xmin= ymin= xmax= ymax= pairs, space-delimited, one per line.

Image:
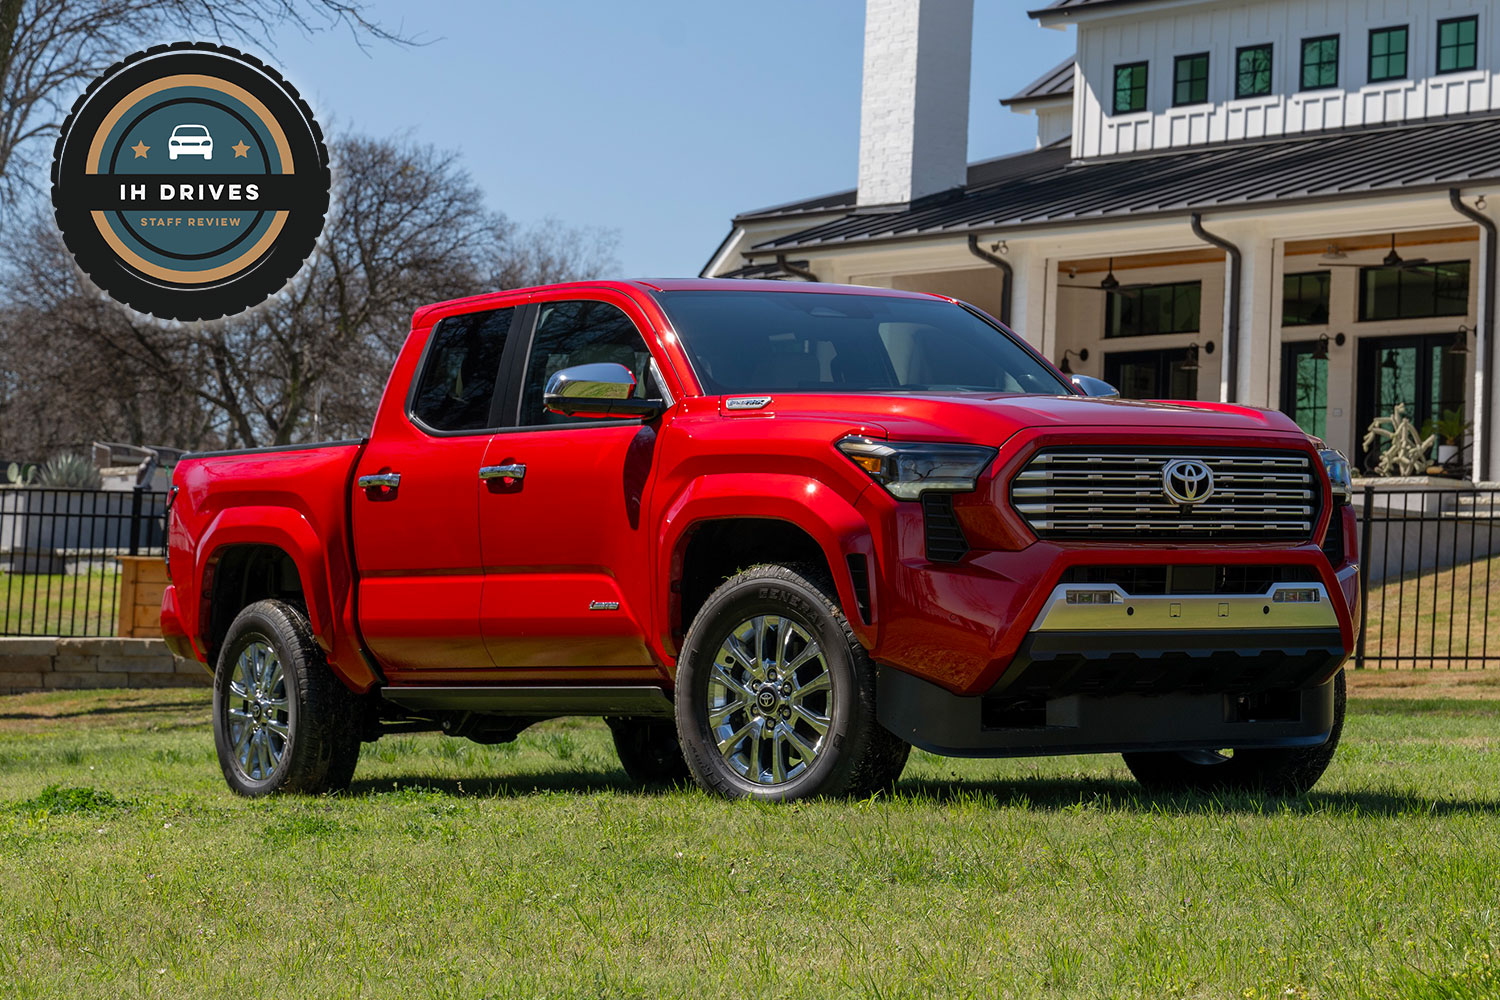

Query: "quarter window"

xmin=1301 ymin=35 xmax=1340 ymax=90
xmin=1114 ymin=62 xmax=1148 ymax=114
xmin=1437 ymin=16 xmax=1478 ymax=74
xmin=1105 ymin=282 xmax=1202 ymax=338
xmin=410 ymin=307 xmax=515 ymax=433
xmin=517 ymin=299 xmax=661 ymax=427
xmin=1282 ymin=272 xmax=1331 ymax=327
xmin=1369 ymin=26 xmax=1409 ymax=82
xmin=1173 ymin=53 xmax=1209 ymax=105
xmin=1236 ymin=44 xmax=1273 ymax=98
xmin=1359 ymin=261 xmax=1470 ymax=321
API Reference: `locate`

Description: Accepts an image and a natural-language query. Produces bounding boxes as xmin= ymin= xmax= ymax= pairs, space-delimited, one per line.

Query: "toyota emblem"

xmin=1162 ymin=459 xmax=1214 ymax=505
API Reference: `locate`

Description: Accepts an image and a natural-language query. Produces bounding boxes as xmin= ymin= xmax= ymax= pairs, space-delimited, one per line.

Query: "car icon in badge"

xmin=168 ymin=124 xmax=213 ymax=160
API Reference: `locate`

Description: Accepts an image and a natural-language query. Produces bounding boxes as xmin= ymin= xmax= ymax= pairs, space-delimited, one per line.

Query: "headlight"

xmin=836 ymin=436 xmax=997 ymax=500
xmin=1319 ymin=448 xmax=1352 ymax=506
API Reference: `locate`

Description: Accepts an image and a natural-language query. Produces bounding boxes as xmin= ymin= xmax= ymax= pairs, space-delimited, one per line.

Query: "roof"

xmin=745 ymin=113 xmax=1500 ymax=254
xmin=1028 ymin=0 xmax=1179 ymax=18
xmin=1001 ymin=57 xmax=1075 ymax=106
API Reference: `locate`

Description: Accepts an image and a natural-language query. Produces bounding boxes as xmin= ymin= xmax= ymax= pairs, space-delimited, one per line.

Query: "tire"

xmin=606 ymin=717 xmax=690 ymax=785
xmin=674 ymin=564 xmax=909 ymax=801
xmin=212 ymin=599 xmax=361 ymax=797
xmin=1122 ymin=669 xmax=1346 ymax=796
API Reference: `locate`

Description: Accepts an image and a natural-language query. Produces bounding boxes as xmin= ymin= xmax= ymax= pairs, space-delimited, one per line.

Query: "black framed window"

xmin=1114 ymin=61 xmax=1148 ymax=113
xmin=1173 ymin=53 xmax=1209 ymax=105
xmin=516 ymin=299 xmax=661 ymax=427
xmin=1359 ymin=261 xmax=1470 ymax=321
xmin=1355 ymin=334 xmax=1468 ymax=469
xmin=1236 ymin=44 xmax=1273 ymax=98
xmin=1301 ymin=35 xmax=1340 ymax=89
xmin=1369 ymin=26 xmax=1409 ymax=82
xmin=410 ymin=307 xmax=516 ymax=433
xmin=1105 ymin=281 xmax=1201 ymax=338
xmin=1104 ymin=348 xmax=1199 ymax=401
xmin=1437 ymin=16 xmax=1478 ymax=74
xmin=1280 ymin=341 xmax=1328 ymax=439
xmin=1283 ymin=272 xmax=1331 ymax=327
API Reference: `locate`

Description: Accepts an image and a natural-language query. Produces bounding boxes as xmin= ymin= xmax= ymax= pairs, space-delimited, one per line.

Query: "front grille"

xmin=1012 ymin=448 xmax=1319 ymax=541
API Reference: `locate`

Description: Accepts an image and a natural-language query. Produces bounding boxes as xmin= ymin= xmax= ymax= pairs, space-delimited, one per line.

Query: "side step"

xmin=379 ymin=685 xmax=673 ymax=719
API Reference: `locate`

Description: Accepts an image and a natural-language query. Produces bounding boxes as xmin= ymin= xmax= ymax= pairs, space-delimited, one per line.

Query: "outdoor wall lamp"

xmin=1450 ymin=325 xmax=1470 ymax=356
xmin=1180 ymin=341 xmax=1213 ymax=372
xmin=1311 ymin=332 xmax=1346 ymax=360
xmin=1058 ymin=348 xmax=1088 ymax=374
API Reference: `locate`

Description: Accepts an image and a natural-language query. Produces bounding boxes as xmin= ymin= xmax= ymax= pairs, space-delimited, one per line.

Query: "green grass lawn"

xmin=0 ymin=570 xmax=119 ymax=636
xmin=0 ymin=681 xmax=1496 ymax=999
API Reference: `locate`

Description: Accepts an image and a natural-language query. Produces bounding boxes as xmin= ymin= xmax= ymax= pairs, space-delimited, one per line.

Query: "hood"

xmin=718 ymin=391 xmax=1309 ymax=445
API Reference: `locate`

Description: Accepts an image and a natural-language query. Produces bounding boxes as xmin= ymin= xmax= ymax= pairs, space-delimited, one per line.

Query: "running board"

xmin=379 ymin=685 xmax=673 ymax=718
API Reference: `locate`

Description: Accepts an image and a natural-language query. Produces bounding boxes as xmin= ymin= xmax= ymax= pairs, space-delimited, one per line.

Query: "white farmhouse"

xmin=704 ymin=0 xmax=1500 ymax=482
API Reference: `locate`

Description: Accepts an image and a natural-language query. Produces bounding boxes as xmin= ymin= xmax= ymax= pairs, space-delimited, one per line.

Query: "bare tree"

xmin=0 ymin=132 xmax=618 ymax=456
xmin=0 ymin=0 xmax=408 ymax=213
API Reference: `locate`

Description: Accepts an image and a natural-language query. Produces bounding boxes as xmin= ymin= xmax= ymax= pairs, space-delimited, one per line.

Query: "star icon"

xmin=131 ymin=140 xmax=149 ymax=159
xmin=231 ymin=140 xmax=250 ymax=158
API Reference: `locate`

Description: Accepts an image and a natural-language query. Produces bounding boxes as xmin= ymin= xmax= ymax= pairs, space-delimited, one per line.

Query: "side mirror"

xmin=1070 ymin=375 xmax=1120 ymax=398
xmin=543 ymin=362 xmax=666 ymax=419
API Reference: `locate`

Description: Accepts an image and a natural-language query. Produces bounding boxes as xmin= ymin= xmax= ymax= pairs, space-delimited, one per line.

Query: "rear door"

xmin=478 ymin=293 xmax=670 ymax=674
xmin=352 ymin=303 xmax=526 ymax=677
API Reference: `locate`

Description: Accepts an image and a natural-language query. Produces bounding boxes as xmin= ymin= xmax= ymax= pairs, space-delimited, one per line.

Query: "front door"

xmin=1104 ymin=347 xmax=1198 ymax=400
xmin=478 ymin=295 xmax=667 ymax=673
xmin=351 ymin=304 xmax=522 ymax=676
xmin=1354 ymin=334 xmax=1467 ymax=471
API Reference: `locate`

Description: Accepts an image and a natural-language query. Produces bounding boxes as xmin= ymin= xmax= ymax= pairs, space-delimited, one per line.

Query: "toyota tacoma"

xmin=161 ymin=279 xmax=1360 ymax=800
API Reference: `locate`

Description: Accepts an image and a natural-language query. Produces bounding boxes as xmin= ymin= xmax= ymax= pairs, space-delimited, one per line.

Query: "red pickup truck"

xmin=162 ymin=279 xmax=1360 ymax=800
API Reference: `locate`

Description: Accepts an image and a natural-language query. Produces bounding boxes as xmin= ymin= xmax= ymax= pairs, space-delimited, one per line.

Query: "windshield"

xmin=653 ymin=289 xmax=1070 ymax=395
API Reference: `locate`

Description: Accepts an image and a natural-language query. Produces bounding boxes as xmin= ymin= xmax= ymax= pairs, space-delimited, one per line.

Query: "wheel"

xmin=212 ymin=599 xmax=361 ymax=797
xmin=606 ymin=717 xmax=690 ymax=785
xmin=674 ymin=564 xmax=909 ymax=801
xmin=1122 ymin=669 xmax=1346 ymax=796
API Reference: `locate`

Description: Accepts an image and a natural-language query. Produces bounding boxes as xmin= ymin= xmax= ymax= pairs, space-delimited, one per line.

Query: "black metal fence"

xmin=1355 ymin=485 xmax=1500 ymax=669
xmin=0 ymin=488 xmax=168 ymax=637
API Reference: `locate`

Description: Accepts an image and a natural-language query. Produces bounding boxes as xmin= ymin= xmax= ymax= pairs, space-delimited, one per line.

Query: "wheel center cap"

xmin=756 ymin=688 xmax=779 ymax=711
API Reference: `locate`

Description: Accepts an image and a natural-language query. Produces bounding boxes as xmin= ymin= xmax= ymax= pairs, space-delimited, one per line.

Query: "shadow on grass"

xmin=345 ymin=770 xmax=1500 ymax=817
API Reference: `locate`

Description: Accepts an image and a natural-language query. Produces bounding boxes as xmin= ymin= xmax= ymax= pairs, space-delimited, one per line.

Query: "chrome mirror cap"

xmin=543 ymin=362 xmax=666 ymax=419
xmin=1070 ymin=374 xmax=1120 ymax=398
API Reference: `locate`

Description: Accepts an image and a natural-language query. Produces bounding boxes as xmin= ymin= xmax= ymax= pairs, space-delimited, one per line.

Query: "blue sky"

xmin=265 ymin=1 xmax=1075 ymax=276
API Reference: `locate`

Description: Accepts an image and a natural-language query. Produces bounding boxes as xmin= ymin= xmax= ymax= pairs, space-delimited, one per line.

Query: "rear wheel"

xmin=1122 ymin=670 xmax=1346 ymax=796
xmin=674 ymin=564 xmax=909 ymax=801
xmin=212 ymin=599 xmax=361 ymax=797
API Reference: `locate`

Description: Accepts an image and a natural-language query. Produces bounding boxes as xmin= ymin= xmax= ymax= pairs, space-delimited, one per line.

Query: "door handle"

xmin=357 ymin=472 xmax=401 ymax=490
xmin=478 ymin=464 xmax=526 ymax=481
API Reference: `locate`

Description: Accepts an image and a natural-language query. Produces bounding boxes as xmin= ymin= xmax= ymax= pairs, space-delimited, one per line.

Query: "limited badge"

xmin=51 ymin=42 xmax=329 ymax=321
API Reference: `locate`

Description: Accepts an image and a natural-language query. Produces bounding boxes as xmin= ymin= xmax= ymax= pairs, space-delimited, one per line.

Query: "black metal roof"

xmin=1001 ymin=57 xmax=1075 ymax=106
xmin=717 ymin=260 xmax=811 ymax=280
xmin=1028 ymin=0 xmax=1176 ymax=18
xmin=747 ymin=113 xmax=1500 ymax=254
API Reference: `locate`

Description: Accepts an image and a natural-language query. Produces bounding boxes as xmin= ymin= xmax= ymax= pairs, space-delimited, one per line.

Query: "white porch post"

xmin=1008 ymin=247 xmax=1051 ymax=352
xmin=1480 ymin=217 xmax=1497 ymax=482
xmin=1234 ymin=231 xmax=1277 ymax=407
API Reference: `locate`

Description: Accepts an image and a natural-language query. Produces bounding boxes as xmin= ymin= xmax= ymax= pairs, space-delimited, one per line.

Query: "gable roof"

xmin=744 ymin=113 xmax=1500 ymax=254
xmin=1001 ymin=57 xmax=1075 ymax=106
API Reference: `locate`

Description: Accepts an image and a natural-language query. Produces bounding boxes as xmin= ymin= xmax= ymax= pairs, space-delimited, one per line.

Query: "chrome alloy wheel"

xmin=224 ymin=640 xmax=290 ymax=782
xmin=707 ymin=615 xmax=833 ymax=786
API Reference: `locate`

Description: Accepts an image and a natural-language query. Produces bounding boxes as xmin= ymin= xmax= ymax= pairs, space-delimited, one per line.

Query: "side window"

xmin=410 ymin=307 xmax=515 ymax=433
xmin=517 ymin=299 xmax=660 ymax=426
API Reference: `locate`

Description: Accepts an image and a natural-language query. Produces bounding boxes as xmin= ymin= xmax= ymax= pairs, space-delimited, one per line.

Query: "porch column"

xmin=1007 ymin=247 xmax=1052 ymax=352
xmin=1481 ymin=212 xmax=1497 ymax=481
xmin=1233 ymin=231 xmax=1278 ymax=407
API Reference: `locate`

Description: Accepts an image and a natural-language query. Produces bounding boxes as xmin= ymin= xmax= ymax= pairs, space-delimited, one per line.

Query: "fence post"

xmin=1355 ymin=484 xmax=1375 ymax=669
xmin=127 ymin=487 xmax=143 ymax=556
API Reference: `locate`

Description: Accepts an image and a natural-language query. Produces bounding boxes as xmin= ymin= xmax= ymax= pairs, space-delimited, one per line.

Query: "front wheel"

xmin=1122 ymin=670 xmax=1346 ymax=796
xmin=674 ymin=564 xmax=909 ymax=801
xmin=212 ymin=599 xmax=361 ymax=797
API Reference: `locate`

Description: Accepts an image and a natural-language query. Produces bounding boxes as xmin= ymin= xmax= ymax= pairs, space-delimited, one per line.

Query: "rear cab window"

xmin=409 ymin=306 xmax=518 ymax=434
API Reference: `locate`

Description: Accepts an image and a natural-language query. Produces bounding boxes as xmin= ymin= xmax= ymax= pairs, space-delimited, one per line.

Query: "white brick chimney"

xmin=857 ymin=0 xmax=974 ymax=208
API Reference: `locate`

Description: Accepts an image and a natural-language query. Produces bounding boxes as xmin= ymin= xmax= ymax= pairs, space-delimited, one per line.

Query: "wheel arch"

xmin=658 ymin=474 xmax=877 ymax=659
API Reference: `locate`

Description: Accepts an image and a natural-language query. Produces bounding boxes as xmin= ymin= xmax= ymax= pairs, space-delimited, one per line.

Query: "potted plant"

xmin=1421 ymin=409 xmax=1471 ymax=465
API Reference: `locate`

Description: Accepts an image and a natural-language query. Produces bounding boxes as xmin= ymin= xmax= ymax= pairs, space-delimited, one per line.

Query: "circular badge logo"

xmin=51 ymin=42 xmax=329 ymax=321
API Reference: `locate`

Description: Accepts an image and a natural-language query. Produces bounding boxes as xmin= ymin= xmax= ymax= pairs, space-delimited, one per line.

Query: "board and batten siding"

xmin=1071 ymin=0 xmax=1496 ymax=158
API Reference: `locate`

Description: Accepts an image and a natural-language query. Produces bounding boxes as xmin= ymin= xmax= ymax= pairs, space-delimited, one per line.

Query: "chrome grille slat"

xmin=1011 ymin=448 xmax=1319 ymax=542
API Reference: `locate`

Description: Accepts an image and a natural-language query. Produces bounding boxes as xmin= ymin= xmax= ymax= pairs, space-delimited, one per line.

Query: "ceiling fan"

xmin=1059 ymin=258 xmax=1151 ymax=297
xmin=1319 ymin=233 xmax=1429 ymax=272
